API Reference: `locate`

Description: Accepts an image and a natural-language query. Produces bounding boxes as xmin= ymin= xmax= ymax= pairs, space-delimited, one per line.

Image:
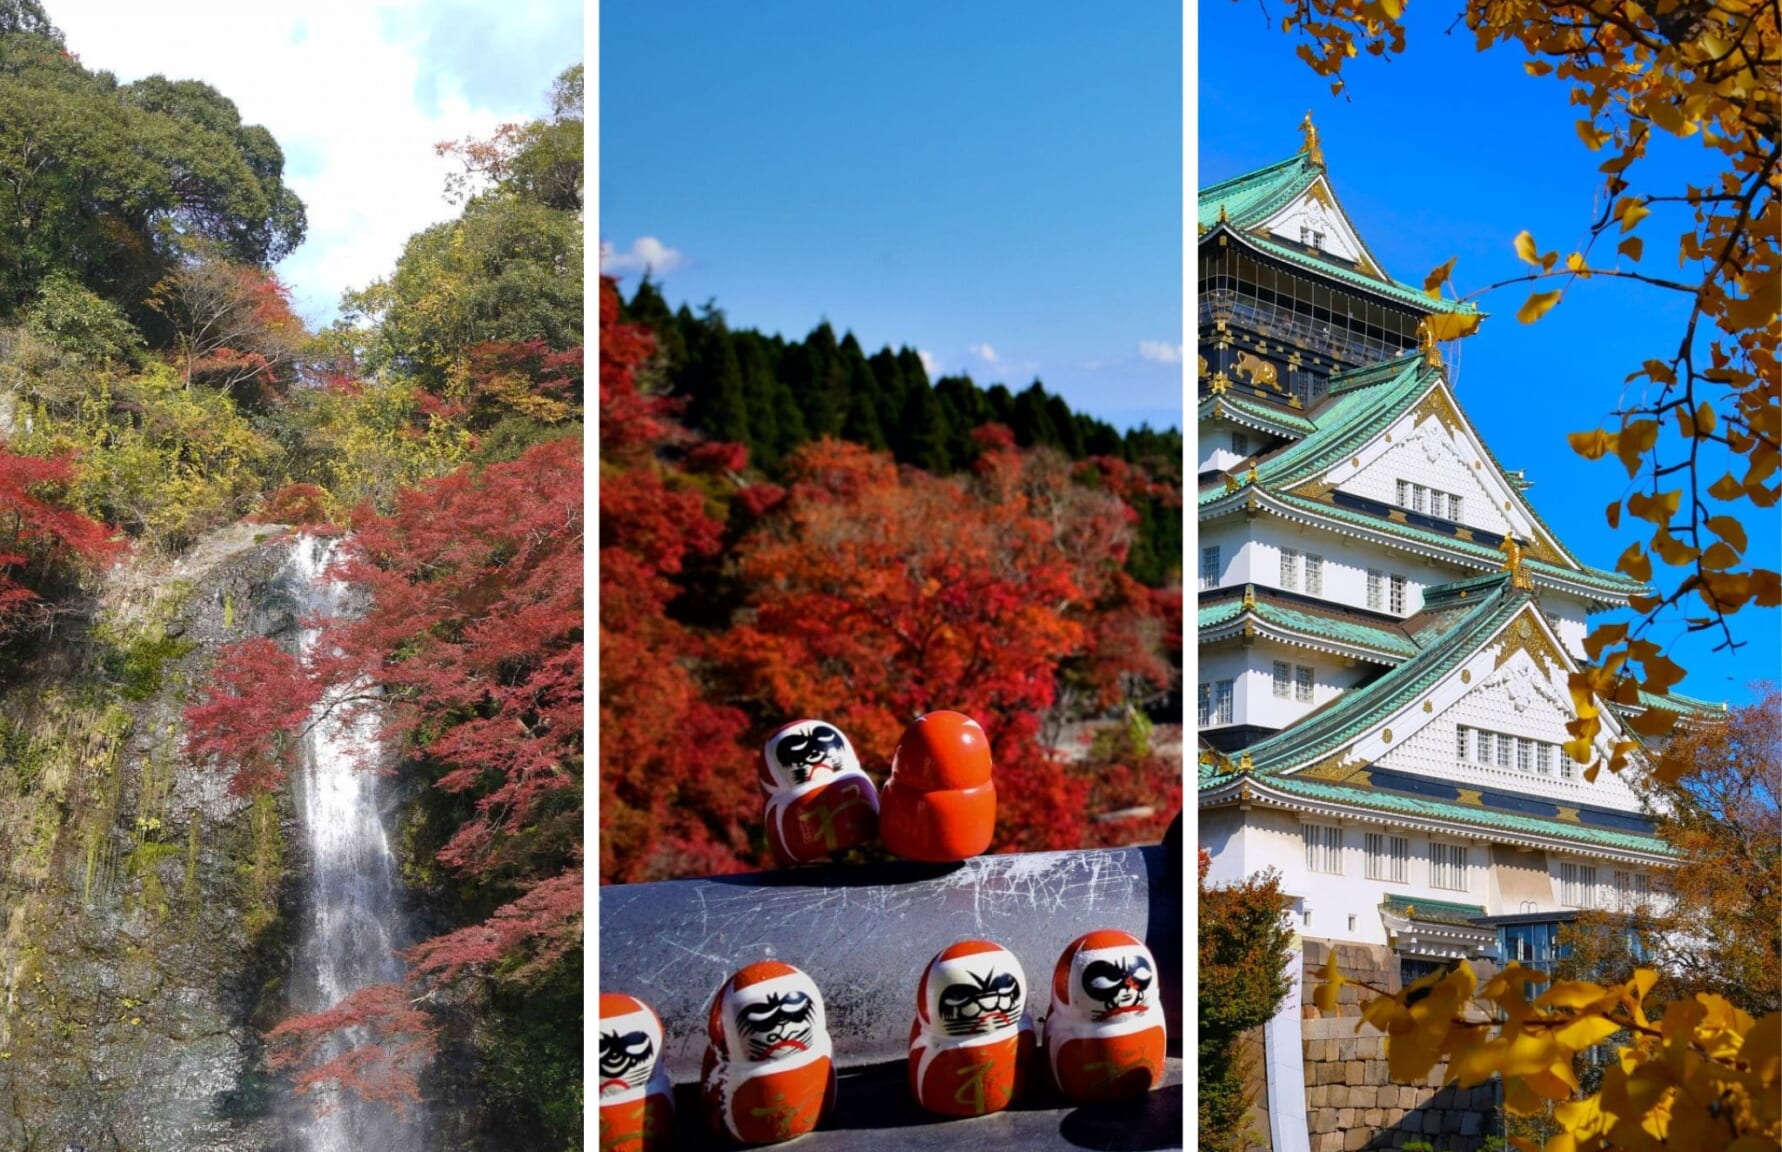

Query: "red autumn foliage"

xmin=186 ymin=393 xmax=584 ymax=1101
xmin=685 ymin=440 xmax=749 ymax=475
xmin=598 ymin=281 xmax=755 ymax=882
xmin=263 ymin=982 xmax=440 ymax=1116
xmin=0 ymin=446 xmax=121 ymax=633
xmin=252 ymin=484 xmax=333 ymax=527
xmin=403 ymin=866 xmax=582 ymax=985
xmin=182 ymin=635 xmax=318 ymax=795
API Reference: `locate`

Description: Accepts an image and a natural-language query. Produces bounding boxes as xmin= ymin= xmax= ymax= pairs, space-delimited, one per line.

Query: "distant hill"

xmin=620 ymin=278 xmax=1183 ymax=587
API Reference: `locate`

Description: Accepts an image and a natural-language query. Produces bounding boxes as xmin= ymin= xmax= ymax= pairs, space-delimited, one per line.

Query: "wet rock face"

xmin=0 ymin=524 xmax=301 ymax=1152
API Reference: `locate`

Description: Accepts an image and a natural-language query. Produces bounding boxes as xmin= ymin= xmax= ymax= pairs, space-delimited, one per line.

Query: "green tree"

xmin=1200 ymin=854 xmax=1294 ymax=1152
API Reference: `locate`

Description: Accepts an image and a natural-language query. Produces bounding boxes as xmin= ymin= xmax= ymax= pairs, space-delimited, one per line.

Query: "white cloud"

xmin=917 ymin=350 xmax=941 ymax=380
xmin=1138 ymin=340 xmax=1184 ymax=364
xmin=49 ymin=0 xmax=577 ymax=324
xmin=600 ymin=236 xmax=686 ymax=277
xmin=968 ymin=343 xmax=999 ymax=364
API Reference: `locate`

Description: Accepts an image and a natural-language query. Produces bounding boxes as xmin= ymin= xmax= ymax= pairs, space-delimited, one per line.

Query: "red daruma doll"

xmin=909 ymin=940 xmax=1034 ymax=1117
xmin=761 ymin=719 xmax=879 ymax=866
xmin=1045 ymin=930 xmax=1167 ymax=1102
xmin=879 ymin=711 xmax=996 ymax=862
xmin=598 ymin=993 xmax=675 ymax=1151
xmin=701 ymin=961 xmax=836 ymax=1144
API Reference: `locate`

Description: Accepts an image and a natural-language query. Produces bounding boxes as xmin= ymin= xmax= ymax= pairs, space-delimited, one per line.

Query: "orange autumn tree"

xmin=721 ymin=427 xmax=1177 ymax=851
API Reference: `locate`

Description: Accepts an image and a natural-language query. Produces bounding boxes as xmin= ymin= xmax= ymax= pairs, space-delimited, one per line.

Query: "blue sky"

xmin=598 ymin=2 xmax=1183 ymax=434
xmin=1196 ymin=1 xmax=1778 ymax=704
xmin=53 ymin=0 xmax=582 ymax=323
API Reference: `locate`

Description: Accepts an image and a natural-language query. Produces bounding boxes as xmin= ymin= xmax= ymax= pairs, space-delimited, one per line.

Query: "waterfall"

xmin=286 ymin=534 xmax=427 ymax=1151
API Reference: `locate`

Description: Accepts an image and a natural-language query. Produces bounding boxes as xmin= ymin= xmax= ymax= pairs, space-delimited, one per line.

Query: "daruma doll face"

xmin=918 ymin=940 xmax=1026 ymax=1040
xmin=599 ymin=993 xmax=664 ymax=1098
xmin=712 ymin=961 xmax=830 ymax=1066
xmin=761 ymin=720 xmax=862 ymax=791
xmin=1052 ymin=930 xmax=1158 ymax=1025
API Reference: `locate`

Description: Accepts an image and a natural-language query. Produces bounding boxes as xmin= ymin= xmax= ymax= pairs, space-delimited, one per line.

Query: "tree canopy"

xmin=0 ymin=7 xmax=305 ymax=322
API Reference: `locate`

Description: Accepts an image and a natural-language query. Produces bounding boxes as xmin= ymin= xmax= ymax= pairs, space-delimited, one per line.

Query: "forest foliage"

xmin=0 ymin=3 xmax=587 ymax=1138
xmin=599 ymin=278 xmax=1183 ymax=883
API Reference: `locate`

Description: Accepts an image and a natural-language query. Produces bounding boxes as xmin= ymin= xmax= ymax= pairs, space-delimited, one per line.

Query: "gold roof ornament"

xmin=1245 ymin=460 xmax=1259 ymax=485
xmin=1299 ymin=110 xmax=1325 ymax=168
xmin=1499 ymin=535 xmax=1534 ymax=590
xmin=1210 ymin=370 xmax=1231 ymax=394
xmin=1241 ymin=584 xmax=1256 ymax=611
xmin=1238 ymin=751 xmax=1254 ymax=773
xmin=1224 ymin=472 xmax=1241 ymax=493
xmin=1417 ymin=320 xmax=1445 ymax=368
xmin=1218 ymin=203 xmax=1229 ymax=223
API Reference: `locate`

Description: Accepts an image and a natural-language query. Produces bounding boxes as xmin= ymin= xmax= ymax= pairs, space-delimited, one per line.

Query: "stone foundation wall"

xmin=1299 ymin=940 xmax=1501 ymax=1152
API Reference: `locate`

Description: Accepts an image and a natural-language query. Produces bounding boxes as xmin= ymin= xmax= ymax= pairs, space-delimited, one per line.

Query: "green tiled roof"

xmin=1240 ymin=578 xmax=1525 ymax=775
xmin=1381 ymin=895 xmax=1487 ymax=926
xmin=1198 ymin=152 xmax=1476 ymax=316
xmin=1259 ymin=775 xmax=1674 ymax=855
xmin=1631 ymin=688 xmax=1727 ymax=717
xmin=1198 ymin=391 xmax=1317 ymax=437
xmin=1198 ymin=153 xmax=1314 ymax=230
xmin=1199 ymin=589 xmax=1419 ymax=660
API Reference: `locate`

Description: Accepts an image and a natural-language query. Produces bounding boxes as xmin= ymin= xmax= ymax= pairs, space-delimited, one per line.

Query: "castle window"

xmin=1305 ymin=823 xmax=1344 ymax=874
xmin=1296 ymin=665 xmax=1315 ymax=702
xmin=1412 ymin=484 xmax=1428 ymax=514
xmin=1200 ymin=545 xmax=1221 ymax=590
xmin=1496 ymin=734 xmax=1513 ymax=769
xmin=1231 ymin=431 xmax=1249 ymax=456
xmin=1199 ymin=679 xmax=1234 ymax=726
xmin=1367 ymin=569 xmax=1384 ymax=610
xmin=1305 ymin=554 xmax=1324 ymax=595
xmin=1558 ymin=747 xmax=1575 ymax=780
xmin=1561 ymin=862 xmax=1598 ymax=908
xmin=1366 ymin=832 xmax=1409 ymax=883
xmin=1431 ymin=842 xmax=1469 ymax=891
xmin=1456 ymin=726 xmax=1470 ymax=759
xmin=1389 ymin=574 xmax=1407 ymax=614
xmin=1397 ymin=479 xmax=1410 ymax=506
xmin=1449 ymin=494 xmax=1464 ymax=522
xmin=1537 ymin=743 xmax=1553 ymax=775
xmin=1516 ymin=737 xmax=1533 ymax=773
xmin=1281 ymin=548 xmax=1300 ymax=591
xmin=1273 ymin=661 xmax=1292 ymax=699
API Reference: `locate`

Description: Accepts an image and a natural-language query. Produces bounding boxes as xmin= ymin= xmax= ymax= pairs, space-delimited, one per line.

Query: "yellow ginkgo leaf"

xmin=1423 ymin=256 xmax=1457 ymax=297
xmin=1518 ymin=290 xmax=1563 ymax=323
xmin=1514 ymin=229 xmax=1541 ymax=265
xmin=1618 ymin=235 xmax=1644 ymax=261
xmin=1312 ymin=953 xmax=1347 ymax=1014
xmin=1556 ymin=1014 xmax=1625 ymax=1051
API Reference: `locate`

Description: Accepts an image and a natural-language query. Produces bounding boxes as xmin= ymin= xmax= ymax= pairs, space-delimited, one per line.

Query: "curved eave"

xmin=1198 ymin=611 xmax=1409 ymax=666
xmin=1199 ymin=775 xmax=1677 ymax=865
xmin=1199 ymin=223 xmax=1479 ymax=318
xmin=1198 ymin=486 xmax=1643 ymax=608
xmin=1198 ymin=394 xmax=1312 ymax=441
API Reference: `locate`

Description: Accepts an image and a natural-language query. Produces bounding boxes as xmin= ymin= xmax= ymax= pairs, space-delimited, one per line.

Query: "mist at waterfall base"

xmin=284 ymin=535 xmax=427 ymax=1150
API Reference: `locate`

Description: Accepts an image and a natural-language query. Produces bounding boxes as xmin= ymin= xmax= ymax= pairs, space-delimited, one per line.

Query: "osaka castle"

xmin=1195 ymin=124 xmax=1718 ymax=1145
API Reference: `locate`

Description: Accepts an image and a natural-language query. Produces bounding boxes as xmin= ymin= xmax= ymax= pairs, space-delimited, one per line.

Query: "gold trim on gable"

xmin=1493 ymin=608 xmax=1564 ymax=675
xmin=1455 ymin=789 xmax=1484 ymax=807
xmin=1296 ymin=756 xmax=1371 ymax=787
xmin=1555 ymin=806 xmax=1581 ymax=825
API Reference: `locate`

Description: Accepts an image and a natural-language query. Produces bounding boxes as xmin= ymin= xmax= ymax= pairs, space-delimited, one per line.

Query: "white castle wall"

xmin=1339 ymin=415 xmax=1517 ymax=537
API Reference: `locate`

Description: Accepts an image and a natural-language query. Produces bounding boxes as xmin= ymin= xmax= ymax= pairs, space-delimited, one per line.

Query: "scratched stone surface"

xmin=598 ymin=845 xmax=1180 ymax=1084
xmin=646 ymin=1056 xmax=1185 ymax=1151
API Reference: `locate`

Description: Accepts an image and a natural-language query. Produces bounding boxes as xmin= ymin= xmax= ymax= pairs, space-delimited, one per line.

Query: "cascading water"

xmin=286 ymin=534 xmax=427 ymax=1151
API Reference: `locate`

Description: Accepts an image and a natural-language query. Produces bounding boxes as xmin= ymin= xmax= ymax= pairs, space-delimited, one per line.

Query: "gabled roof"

xmin=1195 ymin=354 xmax=1648 ymax=604
xmin=1198 ymin=151 xmax=1478 ymax=317
xmin=1232 ymin=575 xmax=1527 ymax=775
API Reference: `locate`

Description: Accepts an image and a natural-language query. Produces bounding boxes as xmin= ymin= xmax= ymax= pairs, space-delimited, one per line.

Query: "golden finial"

xmin=1417 ymin=320 xmax=1444 ymax=368
xmin=1238 ymin=751 xmax=1254 ymax=773
xmin=1245 ymin=460 xmax=1259 ymax=485
xmin=1499 ymin=535 xmax=1533 ymax=590
xmin=1242 ymin=584 xmax=1256 ymax=611
xmin=1218 ymin=203 xmax=1229 ymax=223
xmin=1300 ymin=110 xmax=1324 ymax=168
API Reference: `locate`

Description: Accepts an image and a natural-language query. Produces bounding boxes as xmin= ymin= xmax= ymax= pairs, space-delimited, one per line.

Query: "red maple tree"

xmin=0 ymin=446 xmax=119 ymax=634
